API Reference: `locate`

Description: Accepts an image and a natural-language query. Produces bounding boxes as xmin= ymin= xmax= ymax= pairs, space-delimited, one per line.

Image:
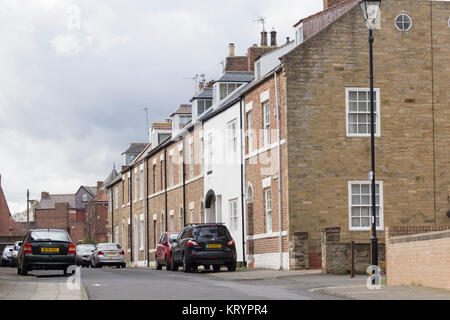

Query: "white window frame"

xmin=140 ymin=214 xmax=145 ymax=251
xmin=134 ymin=172 xmax=138 ymax=203
xmin=114 ymin=226 xmax=119 ymax=244
xmin=207 ymin=133 xmax=213 ymax=171
xmin=295 ymin=23 xmax=304 ymax=45
xmin=263 ymin=102 xmax=271 ymax=146
xmin=346 ymin=88 xmax=381 ymax=137
xmin=169 ymin=155 xmax=174 ymax=186
xmin=114 ymin=186 xmax=119 ymax=209
xmin=247 ymin=111 xmax=253 ymax=153
xmin=140 ymin=168 xmax=144 ymax=200
xmin=229 ymin=199 xmax=238 ymax=232
xmin=348 ymin=181 xmax=384 ymax=231
xmin=190 ymin=209 xmax=195 ymax=224
xmin=395 ymin=13 xmax=412 ymax=32
xmin=189 ymin=143 xmax=194 ymax=178
xmin=227 ymin=119 xmax=237 ymax=154
xmin=264 ymin=187 xmax=272 ymax=233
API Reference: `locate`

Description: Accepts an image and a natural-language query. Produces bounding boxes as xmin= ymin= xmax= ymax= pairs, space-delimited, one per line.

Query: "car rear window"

xmin=77 ymin=245 xmax=95 ymax=253
xmin=168 ymin=233 xmax=179 ymax=244
xmin=30 ymin=230 xmax=71 ymax=242
xmin=98 ymin=243 xmax=121 ymax=250
xmin=193 ymin=226 xmax=229 ymax=238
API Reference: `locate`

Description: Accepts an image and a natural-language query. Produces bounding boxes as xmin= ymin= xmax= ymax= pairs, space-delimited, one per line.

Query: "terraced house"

xmin=243 ymin=0 xmax=450 ymax=270
xmin=106 ymin=0 xmax=449 ymax=270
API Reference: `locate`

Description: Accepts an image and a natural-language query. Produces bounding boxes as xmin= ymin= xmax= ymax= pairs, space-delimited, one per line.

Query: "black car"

xmin=170 ymin=223 xmax=237 ymax=273
xmin=17 ymin=229 xmax=77 ymax=276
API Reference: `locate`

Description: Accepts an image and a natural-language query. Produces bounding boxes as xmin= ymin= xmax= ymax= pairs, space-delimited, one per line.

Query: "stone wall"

xmin=321 ymin=227 xmax=385 ymax=274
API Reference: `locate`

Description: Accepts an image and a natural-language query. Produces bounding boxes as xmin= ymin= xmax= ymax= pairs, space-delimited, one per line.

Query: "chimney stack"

xmin=41 ymin=192 xmax=49 ymax=199
xmin=270 ymin=28 xmax=277 ymax=46
xmin=228 ymin=43 xmax=235 ymax=57
xmin=260 ymin=31 xmax=268 ymax=46
xmin=198 ymin=81 xmax=205 ymax=92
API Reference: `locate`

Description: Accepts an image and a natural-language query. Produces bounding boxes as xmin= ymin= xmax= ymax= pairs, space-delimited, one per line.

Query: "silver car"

xmin=76 ymin=244 xmax=95 ymax=267
xmin=91 ymin=243 xmax=126 ymax=268
xmin=10 ymin=241 xmax=22 ymax=267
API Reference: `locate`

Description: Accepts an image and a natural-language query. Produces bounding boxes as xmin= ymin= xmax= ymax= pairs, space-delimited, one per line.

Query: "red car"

xmin=155 ymin=231 xmax=180 ymax=270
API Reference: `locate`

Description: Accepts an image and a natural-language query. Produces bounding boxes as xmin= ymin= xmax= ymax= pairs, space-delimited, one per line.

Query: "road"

xmin=81 ymin=266 xmax=340 ymax=300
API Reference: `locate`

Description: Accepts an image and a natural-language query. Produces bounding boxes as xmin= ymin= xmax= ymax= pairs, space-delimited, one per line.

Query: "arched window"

xmin=247 ymin=182 xmax=254 ymax=203
xmin=160 ymin=212 xmax=165 ymax=234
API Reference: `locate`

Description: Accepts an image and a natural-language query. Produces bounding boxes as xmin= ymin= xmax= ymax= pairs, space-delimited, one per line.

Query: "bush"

xmin=80 ymin=239 xmax=98 ymax=245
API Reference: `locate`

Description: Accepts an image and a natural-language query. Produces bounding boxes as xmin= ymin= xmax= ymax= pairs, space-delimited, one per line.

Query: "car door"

xmin=156 ymin=233 xmax=165 ymax=263
xmin=173 ymin=230 xmax=185 ymax=262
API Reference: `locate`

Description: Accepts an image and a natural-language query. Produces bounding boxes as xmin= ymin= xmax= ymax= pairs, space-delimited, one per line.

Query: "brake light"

xmin=68 ymin=243 xmax=76 ymax=254
xmin=98 ymin=251 xmax=104 ymax=255
xmin=119 ymin=250 xmax=125 ymax=255
xmin=227 ymin=240 xmax=235 ymax=246
xmin=187 ymin=240 xmax=199 ymax=247
xmin=23 ymin=243 xmax=32 ymax=254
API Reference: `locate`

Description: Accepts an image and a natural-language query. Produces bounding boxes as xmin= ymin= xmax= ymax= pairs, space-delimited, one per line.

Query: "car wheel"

xmin=155 ymin=256 xmax=162 ymax=270
xmin=227 ymin=263 xmax=236 ymax=272
xmin=170 ymin=255 xmax=178 ymax=271
xmin=165 ymin=256 xmax=171 ymax=271
xmin=20 ymin=263 xmax=28 ymax=276
xmin=17 ymin=265 xmax=21 ymax=275
xmin=212 ymin=265 xmax=221 ymax=272
xmin=182 ymin=254 xmax=191 ymax=273
xmin=203 ymin=265 xmax=210 ymax=271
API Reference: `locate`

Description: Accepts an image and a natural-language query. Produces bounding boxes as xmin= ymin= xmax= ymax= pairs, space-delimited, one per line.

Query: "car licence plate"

xmin=41 ymin=248 xmax=59 ymax=253
xmin=107 ymin=253 xmax=116 ymax=256
xmin=206 ymin=244 xmax=221 ymax=249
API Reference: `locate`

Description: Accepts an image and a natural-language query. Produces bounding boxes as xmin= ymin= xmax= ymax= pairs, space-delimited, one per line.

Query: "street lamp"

xmin=359 ymin=0 xmax=382 ymax=268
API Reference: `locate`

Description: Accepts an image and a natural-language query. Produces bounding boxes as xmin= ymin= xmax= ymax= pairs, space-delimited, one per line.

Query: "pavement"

xmin=0 ymin=267 xmax=87 ymax=300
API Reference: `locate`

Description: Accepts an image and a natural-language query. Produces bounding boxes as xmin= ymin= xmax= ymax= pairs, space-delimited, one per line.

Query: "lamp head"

xmin=359 ymin=0 xmax=382 ymax=30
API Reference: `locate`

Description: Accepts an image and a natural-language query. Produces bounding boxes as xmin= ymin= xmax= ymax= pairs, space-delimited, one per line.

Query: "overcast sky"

xmin=0 ymin=0 xmax=323 ymax=214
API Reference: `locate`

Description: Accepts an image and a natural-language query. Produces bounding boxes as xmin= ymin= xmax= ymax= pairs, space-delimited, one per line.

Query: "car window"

xmin=159 ymin=233 xmax=164 ymax=244
xmin=186 ymin=229 xmax=193 ymax=238
xmin=30 ymin=230 xmax=71 ymax=242
xmin=168 ymin=233 xmax=179 ymax=244
xmin=98 ymin=243 xmax=121 ymax=250
xmin=193 ymin=226 xmax=228 ymax=238
xmin=161 ymin=233 xmax=167 ymax=243
xmin=77 ymin=245 xmax=95 ymax=253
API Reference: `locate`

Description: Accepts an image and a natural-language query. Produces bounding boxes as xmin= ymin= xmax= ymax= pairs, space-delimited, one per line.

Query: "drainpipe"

xmin=111 ymin=187 xmax=114 ymax=243
xmin=164 ymin=147 xmax=168 ymax=231
xmin=239 ymin=97 xmax=246 ymax=267
xmin=182 ymin=138 xmax=186 ymax=227
xmin=274 ymin=70 xmax=283 ymax=270
xmin=129 ymin=169 xmax=133 ymax=263
xmin=146 ymin=157 xmax=150 ymax=267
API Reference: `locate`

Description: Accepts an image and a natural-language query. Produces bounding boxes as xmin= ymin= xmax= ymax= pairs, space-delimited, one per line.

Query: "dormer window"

xmin=255 ymin=61 xmax=261 ymax=79
xmin=179 ymin=115 xmax=192 ymax=129
xmin=197 ymin=99 xmax=212 ymax=116
xmin=219 ymin=82 xmax=242 ymax=101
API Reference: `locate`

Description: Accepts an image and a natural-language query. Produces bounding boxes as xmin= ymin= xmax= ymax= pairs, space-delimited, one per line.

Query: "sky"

xmin=0 ymin=0 xmax=323 ymax=214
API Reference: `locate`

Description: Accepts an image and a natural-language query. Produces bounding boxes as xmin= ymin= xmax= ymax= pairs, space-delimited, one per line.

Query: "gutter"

xmin=164 ymin=147 xmax=168 ymax=232
xmin=146 ymin=156 xmax=150 ymax=267
xmin=274 ymin=71 xmax=283 ymax=270
xmin=239 ymin=98 xmax=246 ymax=267
xmin=182 ymin=137 xmax=186 ymax=227
xmin=129 ymin=168 xmax=133 ymax=262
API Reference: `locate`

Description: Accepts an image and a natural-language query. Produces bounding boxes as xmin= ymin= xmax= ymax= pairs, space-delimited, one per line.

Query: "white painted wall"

xmin=203 ymin=100 xmax=246 ymax=262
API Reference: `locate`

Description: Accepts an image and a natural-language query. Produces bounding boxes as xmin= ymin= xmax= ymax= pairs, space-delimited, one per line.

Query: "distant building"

xmin=0 ymin=174 xmax=12 ymax=236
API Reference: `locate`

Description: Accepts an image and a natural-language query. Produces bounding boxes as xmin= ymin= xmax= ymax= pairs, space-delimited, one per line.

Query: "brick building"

xmin=242 ymin=0 xmax=450 ymax=269
xmin=0 ymin=174 xmax=12 ymax=236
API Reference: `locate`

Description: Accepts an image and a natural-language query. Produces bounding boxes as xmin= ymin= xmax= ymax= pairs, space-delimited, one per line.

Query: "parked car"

xmin=76 ymin=244 xmax=95 ymax=267
xmin=91 ymin=243 xmax=126 ymax=268
xmin=155 ymin=231 xmax=180 ymax=270
xmin=1 ymin=245 xmax=14 ymax=267
xmin=170 ymin=223 xmax=237 ymax=273
xmin=17 ymin=229 xmax=77 ymax=276
xmin=10 ymin=241 xmax=22 ymax=267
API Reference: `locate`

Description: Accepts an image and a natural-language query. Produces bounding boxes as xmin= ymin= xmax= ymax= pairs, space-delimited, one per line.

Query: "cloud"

xmin=0 ymin=0 xmax=323 ymax=213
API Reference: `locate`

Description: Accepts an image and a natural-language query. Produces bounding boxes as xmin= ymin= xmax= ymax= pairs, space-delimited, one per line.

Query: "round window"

xmin=395 ymin=14 xmax=412 ymax=31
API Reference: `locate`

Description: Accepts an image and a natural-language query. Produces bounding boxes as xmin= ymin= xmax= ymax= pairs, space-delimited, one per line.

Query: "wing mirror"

xmin=172 ymin=239 xmax=177 ymax=243
xmin=18 ymin=242 xmax=23 ymax=247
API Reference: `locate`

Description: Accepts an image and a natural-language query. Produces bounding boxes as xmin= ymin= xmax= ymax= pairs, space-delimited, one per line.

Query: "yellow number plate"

xmin=107 ymin=253 xmax=116 ymax=256
xmin=206 ymin=244 xmax=221 ymax=249
xmin=41 ymin=248 xmax=59 ymax=253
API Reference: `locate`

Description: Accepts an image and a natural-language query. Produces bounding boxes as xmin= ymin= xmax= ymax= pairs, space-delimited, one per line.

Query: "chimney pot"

xmin=260 ymin=31 xmax=268 ymax=46
xmin=41 ymin=192 xmax=49 ymax=199
xmin=270 ymin=28 xmax=277 ymax=47
xmin=228 ymin=43 xmax=235 ymax=57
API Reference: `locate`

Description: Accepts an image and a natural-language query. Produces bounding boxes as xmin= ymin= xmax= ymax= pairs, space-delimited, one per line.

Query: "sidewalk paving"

xmin=203 ymin=268 xmax=450 ymax=300
xmin=0 ymin=268 xmax=86 ymax=300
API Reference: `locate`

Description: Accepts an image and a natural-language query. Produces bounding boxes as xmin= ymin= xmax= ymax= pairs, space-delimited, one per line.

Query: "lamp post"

xmin=359 ymin=0 xmax=382 ymax=268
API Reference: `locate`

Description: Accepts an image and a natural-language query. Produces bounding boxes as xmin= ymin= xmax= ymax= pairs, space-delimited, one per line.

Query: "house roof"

xmin=122 ymin=143 xmax=148 ymax=155
xmin=293 ymin=0 xmax=357 ymax=27
xmin=190 ymin=88 xmax=213 ymax=101
xmin=81 ymin=186 xmax=97 ymax=197
xmin=215 ymin=71 xmax=254 ymax=83
xmin=104 ymin=168 xmax=119 ymax=186
xmin=152 ymin=122 xmax=172 ymax=131
xmin=171 ymin=104 xmax=192 ymax=116
xmin=36 ymin=194 xmax=76 ymax=210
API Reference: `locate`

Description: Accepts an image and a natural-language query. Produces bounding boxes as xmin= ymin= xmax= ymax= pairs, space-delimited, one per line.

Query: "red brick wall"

xmin=0 ymin=176 xmax=11 ymax=236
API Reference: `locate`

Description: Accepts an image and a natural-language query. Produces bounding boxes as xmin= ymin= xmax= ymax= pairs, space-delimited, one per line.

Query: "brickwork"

xmin=280 ymin=0 xmax=450 ymax=268
xmin=386 ymin=227 xmax=450 ymax=290
xmin=0 ymin=175 xmax=11 ymax=236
